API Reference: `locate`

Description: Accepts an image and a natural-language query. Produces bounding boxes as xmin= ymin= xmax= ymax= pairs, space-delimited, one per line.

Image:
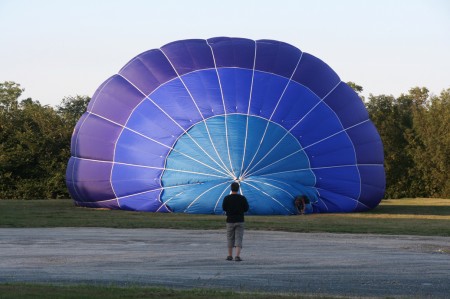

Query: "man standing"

xmin=222 ymin=182 xmax=249 ymax=262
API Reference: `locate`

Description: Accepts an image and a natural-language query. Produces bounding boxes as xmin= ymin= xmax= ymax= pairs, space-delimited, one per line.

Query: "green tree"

xmin=57 ymin=95 xmax=90 ymax=124
xmin=366 ymin=87 xmax=450 ymax=199
xmin=0 ymin=81 xmax=22 ymax=111
xmin=409 ymin=89 xmax=450 ymax=197
xmin=1 ymin=98 xmax=68 ymax=198
xmin=346 ymin=81 xmax=364 ymax=101
xmin=0 ymin=82 xmax=90 ymax=199
xmin=390 ymin=89 xmax=426 ymax=197
xmin=365 ymin=94 xmax=411 ymax=198
xmin=0 ymin=82 xmax=24 ymax=197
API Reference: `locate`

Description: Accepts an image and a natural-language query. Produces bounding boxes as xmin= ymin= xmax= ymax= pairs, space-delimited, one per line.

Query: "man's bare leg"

xmin=235 ymin=246 xmax=241 ymax=257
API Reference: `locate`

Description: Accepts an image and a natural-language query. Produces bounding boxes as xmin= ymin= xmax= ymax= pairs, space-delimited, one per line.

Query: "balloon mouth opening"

xmin=159 ymin=114 xmax=316 ymax=214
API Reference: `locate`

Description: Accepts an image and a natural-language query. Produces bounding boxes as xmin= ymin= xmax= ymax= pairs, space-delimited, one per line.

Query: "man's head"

xmin=295 ymin=195 xmax=306 ymax=202
xmin=231 ymin=182 xmax=240 ymax=192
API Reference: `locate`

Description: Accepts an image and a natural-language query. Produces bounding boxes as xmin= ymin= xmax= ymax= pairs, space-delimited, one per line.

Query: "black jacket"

xmin=222 ymin=193 xmax=249 ymax=223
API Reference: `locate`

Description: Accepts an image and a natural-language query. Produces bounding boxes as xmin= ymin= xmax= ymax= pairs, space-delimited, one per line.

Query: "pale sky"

xmin=1 ymin=0 xmax=449 ymax=106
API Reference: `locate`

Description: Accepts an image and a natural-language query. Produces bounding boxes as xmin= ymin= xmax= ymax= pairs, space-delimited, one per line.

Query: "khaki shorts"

xmin=226 ymin=222 xmax=244 ymax=248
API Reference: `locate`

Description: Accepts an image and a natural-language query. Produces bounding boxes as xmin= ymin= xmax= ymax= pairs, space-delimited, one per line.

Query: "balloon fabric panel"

xmin=119 ymin=49 xmax=178 ymax=96
xmin=67 ymin=37 xmax=385 ymax=214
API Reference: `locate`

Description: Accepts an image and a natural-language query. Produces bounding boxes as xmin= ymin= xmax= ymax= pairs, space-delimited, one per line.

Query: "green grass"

xmin=0 ymin=283 xmax=334 ymax=299
xmin=0 ymin=198 xmax=449 ymax=236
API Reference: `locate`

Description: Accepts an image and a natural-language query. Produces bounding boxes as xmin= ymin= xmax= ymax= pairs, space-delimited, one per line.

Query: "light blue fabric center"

xmin=160 ymin=114 xmax=316 ymax=214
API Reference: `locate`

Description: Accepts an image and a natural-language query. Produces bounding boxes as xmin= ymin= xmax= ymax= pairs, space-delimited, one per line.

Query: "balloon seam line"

xmin=71 ymin=113 xmax=91 ymax=201
xmin=87 ymin=111 xmax=230 ymax=177
xmin=183 ymin=180 xmax=231 ymax=212
xmin=315 ymin=187 xmax=370 ymax=209
xmin=118 ymin=73 xmax=234 ymax=177
xmin=77 ymin=181 xmax=204 ymax=206
xmin=239 ymin=40 xmax=258 ymax=177
xmin=157 ymin=190 xmax=186 ymax=212
xmin=245 ymin=177 xmax=297 ymax=214
xmin=245 ymin=178 xmax=296 ymax=199
xmin=241 ymin=51 xmax=304 ymax=178
xmin=205 ymin=40 xmax=236 ymax=177
xmin=71 ymin=156 xmax=227 ymax=178
xmin=247 ymin=163 xmax=382 ymax=175
xmin=247 ymin=148 xmax=308 ymax=176
xmin=251 ymin=176 xmax=304 ymax=188
xmin=317 ymin=82 xmax=364 ymax=210
xmin=243 ymin=80 xmax=341 ymax=178
xmin=243 ymin=181 xmax=292 ymax=213
xmin=159 ymin=45 xmax=234 ymax=177
xmin=250 ymin=177 xmax=321 ymax=208
xmin=71 ymin=76 xmax=115 ymax=202
xmin=301 ymin=119 xmax=370 ymax=151
xmin=107 ymin=80 xmax=153 ymax=209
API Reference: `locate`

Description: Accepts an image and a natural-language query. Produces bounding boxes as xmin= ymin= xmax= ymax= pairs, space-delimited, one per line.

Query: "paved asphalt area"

xmin=0 ymin=228 xmax=449 ymax=298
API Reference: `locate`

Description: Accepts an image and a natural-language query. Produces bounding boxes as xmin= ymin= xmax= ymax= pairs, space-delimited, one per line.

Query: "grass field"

xmin=0 ymin=284 xmax=337 ymax=299
xmin=0 ymin=198 xmax=449 ymax=236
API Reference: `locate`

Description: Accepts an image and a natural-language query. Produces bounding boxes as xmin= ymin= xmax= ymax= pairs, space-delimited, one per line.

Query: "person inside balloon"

xmin=294 ymin=195 xmax=312 ymax=215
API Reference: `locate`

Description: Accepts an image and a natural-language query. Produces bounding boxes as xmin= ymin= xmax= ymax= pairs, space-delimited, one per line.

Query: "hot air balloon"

xmin=66 ymin=37 xmax=385 ymax=214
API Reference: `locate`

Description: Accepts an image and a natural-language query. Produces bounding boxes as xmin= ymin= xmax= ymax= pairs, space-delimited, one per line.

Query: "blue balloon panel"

xmin=67 ymin=37 xmax=385 ymax=214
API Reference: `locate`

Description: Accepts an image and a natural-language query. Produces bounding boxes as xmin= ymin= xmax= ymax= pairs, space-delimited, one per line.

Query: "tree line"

xmin=0 ymin=82 xmax=89 ymax=199
xmin=1 ymin=81 xmax=449 ymax=200
xmin=350 ymin=82 xmax=450 ymax=198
